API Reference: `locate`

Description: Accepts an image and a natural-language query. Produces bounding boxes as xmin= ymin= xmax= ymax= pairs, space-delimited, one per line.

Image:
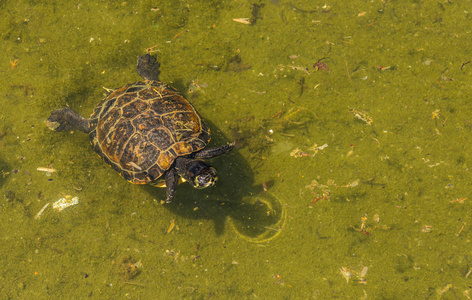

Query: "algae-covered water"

xmin=1 ymin=0 xmax=472 ymax=298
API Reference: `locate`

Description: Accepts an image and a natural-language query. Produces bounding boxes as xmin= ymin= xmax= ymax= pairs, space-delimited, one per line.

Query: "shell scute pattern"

xmin=89 ymin=81 xmax=210 ymax=184
xmin=115 ymin=92 xmax=138 ymax=107
xmin=131 ymin=111 xmax=163 ymax=132
xmin=147 ymin=127 xmax=173 ymax=149
xmin=100 ymin=119 xmax=134 ymax=163
xmin=149 ymin=94 xmax=191 ymax=115
xmin=122 ymin=99 xmax=148 ymax=118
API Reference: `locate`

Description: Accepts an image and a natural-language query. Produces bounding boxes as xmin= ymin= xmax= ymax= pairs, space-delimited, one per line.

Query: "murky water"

xmin=1 ymin=0 xmax=472 ymax=298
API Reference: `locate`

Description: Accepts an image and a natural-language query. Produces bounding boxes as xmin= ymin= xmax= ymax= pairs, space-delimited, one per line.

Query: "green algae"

xmin=1 ymin=0 xmax=472 ymax=298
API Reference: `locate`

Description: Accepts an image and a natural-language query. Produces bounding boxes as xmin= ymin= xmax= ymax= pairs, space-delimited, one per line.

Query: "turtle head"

xmin=176 ymin=158 xmax=218 ymax=189
xmin=192 ymin=164 xmax=218 ymax=189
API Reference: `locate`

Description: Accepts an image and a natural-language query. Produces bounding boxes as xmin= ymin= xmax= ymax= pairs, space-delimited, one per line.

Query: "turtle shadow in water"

xmin=141 ymin=120 xmax=285 ymax=241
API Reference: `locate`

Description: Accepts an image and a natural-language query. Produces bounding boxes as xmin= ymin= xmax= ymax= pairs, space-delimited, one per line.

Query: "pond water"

xmin=1 ymin=0 xmax=472 ymax=298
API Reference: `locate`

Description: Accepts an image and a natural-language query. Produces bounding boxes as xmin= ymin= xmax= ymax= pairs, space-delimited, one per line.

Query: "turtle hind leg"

xmin=46 ymin=107 xmax=91 ymax=133
xmin=137 ymin=54 xmax=161 ymax=81
xmin=194 ymin=142 xmax=235 ymax=159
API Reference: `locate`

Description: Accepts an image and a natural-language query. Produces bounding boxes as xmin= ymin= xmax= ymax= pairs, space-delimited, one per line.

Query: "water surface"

xmin=1 ymin=0 xmax=472 ymax=298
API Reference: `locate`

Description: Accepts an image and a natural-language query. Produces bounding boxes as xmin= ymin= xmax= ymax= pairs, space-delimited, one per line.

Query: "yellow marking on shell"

xmin=106 ymin=86 xmax=127 ymax=99
xmin=157 ymin=151 xmax=174 ymax=170
xmin=152 ymin=87 xmax=163 ymax=99
xmin=173 ymin=142 xmax=193 ymax=155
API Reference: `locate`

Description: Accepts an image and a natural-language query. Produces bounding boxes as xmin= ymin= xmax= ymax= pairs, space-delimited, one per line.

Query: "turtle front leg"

xmin=194 ymin=142 xmax=235 ymax=159
xmin=164 ymin=168 xmax=179 ymax=203
xmin=46 ymin=108 xmax=91 ymax=133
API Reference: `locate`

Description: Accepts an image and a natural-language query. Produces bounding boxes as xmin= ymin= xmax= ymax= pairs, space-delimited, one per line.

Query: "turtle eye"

xmin=194 ymin=167 xmax=218 ymax=189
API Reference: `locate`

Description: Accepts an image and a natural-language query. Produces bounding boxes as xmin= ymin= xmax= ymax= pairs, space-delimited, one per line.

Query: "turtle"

xmin=46 ymin=53 xmax=234 ymax=203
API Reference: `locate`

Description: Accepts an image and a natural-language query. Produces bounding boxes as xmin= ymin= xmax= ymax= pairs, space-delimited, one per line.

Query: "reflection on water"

xmin=229 ymin=191 xmax=287 ymax=243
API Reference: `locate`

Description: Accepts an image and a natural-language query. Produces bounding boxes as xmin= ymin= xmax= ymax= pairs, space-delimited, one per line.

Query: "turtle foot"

xmin=46 ymin=108 xmax=90 ymax=133
xmin=137 ymin=54 xmax=161 ymax=81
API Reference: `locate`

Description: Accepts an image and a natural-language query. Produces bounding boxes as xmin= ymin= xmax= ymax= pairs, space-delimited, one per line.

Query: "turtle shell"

xmin=88 ymin=81 xmax=210 ymax=184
